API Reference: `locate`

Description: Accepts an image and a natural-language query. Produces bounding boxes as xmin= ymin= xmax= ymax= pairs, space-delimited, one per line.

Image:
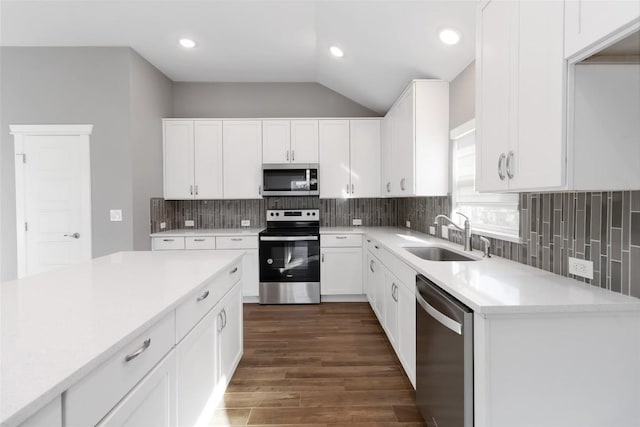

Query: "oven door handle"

xmin=260 ymin=236 xmax=319 ymax=242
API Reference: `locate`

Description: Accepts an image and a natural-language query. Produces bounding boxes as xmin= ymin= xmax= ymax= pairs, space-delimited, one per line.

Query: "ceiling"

xmin=0 ymin=1 xmax=476 ymax=114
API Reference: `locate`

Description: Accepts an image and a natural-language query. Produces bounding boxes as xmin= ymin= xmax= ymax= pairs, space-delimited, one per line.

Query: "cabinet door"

xmin=381 ymin=115 xmax=393 ymax=196
xmin=319 ymin=120 xmax=351 ymax=198
xmin=163 ymin=120 xmax=194 ymax=199
xmin=176 ymin=307 xmax=217 ymax=427
xmin=374 ymin=258 xmax=386 ymax=324
xmin=365 ymin=252 xmax=376 ymax=309
xmin=290 ymin=120 xmax=319 ymax=163
xmin=194 ymin=120 xmax=223 ymax=199
xmin=217 ymin=281 xmax=243 ymax=387
xmin=262 ymin=120 xmax=291 ymax=164
xmin=349 ymin=120 xmax=381 ymax=198
xmin=396 ymin=281 xmax=416 ymax=388
xmin=511 ymin=0 xmax=565 ymax=190
xmin=565 ymin=0 xmax=640 ymax=59
xmin=223 ymin=121 xmax=262 ymax=199
xmin=320 ymin=247 xmax=363 ymax=295
xmin=384 ymin=272 xmax=398 ymax=350
xmin=392 ymin=87 xmax=415 ymax=196
xmin=97 ymin=352 xmax=176 ymax=427
xmin=231 ymin=249 xmax=259 ymax=297
xmin=476 ymin=0 xmax=513 ymax=192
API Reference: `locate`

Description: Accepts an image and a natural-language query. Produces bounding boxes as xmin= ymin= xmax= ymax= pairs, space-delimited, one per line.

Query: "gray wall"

xmin=129 ymin=51 xmax=173 ymax=251
xmin=172 ymin=82 xmax=378 ymax=118
xmin=449 ymin=60 xmax=475 ymax=129
xmin=1 ymin=47 xmax=133 ymax=281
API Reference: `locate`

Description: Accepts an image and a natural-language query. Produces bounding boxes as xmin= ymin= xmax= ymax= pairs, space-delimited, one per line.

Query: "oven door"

xmin=262 ymin=166 xmax=318 ymax=196
xmin=259 ymin=235 xmax=320 ymax=283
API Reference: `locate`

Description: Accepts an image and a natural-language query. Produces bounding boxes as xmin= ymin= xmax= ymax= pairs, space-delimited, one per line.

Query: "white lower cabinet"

xmin=216 ymin=281 xmax=244 ymax=386
xmin=365 ymin=251 xmax=376 ymax=308
xmin=98 ymin=351 xmax=176 ymax=427
xmin=320 ymin=247 xmax=363 ymax=295
xmin=176 ymin=307 xmax=218 ymax=427
xmin=396 ymin=281 xmax=416 ymax=387
xmin=383 ymin=272 xmax=399 ymax=350
xmin=373 ymin=255 xmax=387 ymax=324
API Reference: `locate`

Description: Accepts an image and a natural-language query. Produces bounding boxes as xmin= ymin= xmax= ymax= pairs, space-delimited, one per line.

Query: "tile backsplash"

xmin=151 ymin=191 xmax=639 ymax=297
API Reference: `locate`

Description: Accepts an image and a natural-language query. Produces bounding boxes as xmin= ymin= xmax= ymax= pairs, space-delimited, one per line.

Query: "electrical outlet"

xmin=241 ymin=219 xmax=251 ymax=227
xmin=352 ymin=218 xmax=362 ymax=226
xmin=160 ymin=222 xmax=166 ymax=230
xmin=185 ymin=220 xmax=195 ymax=227
xmin=109 ymin=209 xmax=122 ymax=222
xmin=441 ymin=226 xmax=449 ymax=239
xmin=406 ymin=221 xmax=411 ymax=228
xmin=429 ymin=226 xmax=436 ymax=235
xmin=568 ymin=257 xmax=594 ymax=279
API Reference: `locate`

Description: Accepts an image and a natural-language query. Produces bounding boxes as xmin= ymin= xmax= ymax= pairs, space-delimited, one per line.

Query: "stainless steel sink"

xmin=404 ymin=246 xmax=477 ymax=261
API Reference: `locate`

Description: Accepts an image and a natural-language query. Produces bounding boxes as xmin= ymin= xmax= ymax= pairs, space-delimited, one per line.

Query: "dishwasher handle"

xmin=416 ymin=285 xmax=463 ymax=335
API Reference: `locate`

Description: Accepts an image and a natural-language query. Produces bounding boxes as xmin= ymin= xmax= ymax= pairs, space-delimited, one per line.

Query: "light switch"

xmin=110 ymin=209 xmax=122 ymax=222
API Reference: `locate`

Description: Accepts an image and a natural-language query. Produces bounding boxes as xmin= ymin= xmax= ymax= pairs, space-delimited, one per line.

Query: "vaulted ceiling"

xmin=1 ymin=1 xmax=476 ymax=114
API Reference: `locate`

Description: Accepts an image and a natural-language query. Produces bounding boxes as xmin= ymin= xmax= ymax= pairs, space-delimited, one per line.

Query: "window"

xmin=451 ymin=121 xmax=520 ymax=239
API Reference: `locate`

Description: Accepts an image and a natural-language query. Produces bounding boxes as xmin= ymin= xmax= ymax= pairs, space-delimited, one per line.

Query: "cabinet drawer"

xmin=175 ymin=260 xmax=242 ymax=342
xmin=216 ymin=236 xmax=258 ymax=249
xmin=64 ymin=312 xmax=175 ymax=427
xmin=152 ymin=237 xmax=185 ymax=250
xmin=389 ymin=257 xmax=416 ymax=294
xmin=321 ymin=234 xmax=362 ymax=248
xmin=365 ymin=237 xmax=382 ymax=254
xmin=185 ymin=237 xmax=216 ymax=250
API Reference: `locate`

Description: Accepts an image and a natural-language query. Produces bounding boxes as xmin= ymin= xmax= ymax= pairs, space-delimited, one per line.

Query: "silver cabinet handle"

xmin=498 ymin=153 xmax=506 ymax=181
xmin=386 ymin=182 xmax=391 ymax=193
xmin=416 ymin=287 xmax=462 ymax=335
xmin=222 ymin=308 xmax=227 ymax=329
xmin=390 ymin=283 xmax=395 ymax=298
xmin=322 ymin=253 xmax=325 ymax=262
xmin=351 ymin=183 xmax=354 ymax=194
xmin=197 ymin=290 xmax=210 ymax=302
xmin=230 ymin=238 xmax=243 ymax=241
xmin=346 ymin=184 xmax=350 ymax=194
xmin=124 ymin=338 xmax=151 ymax=362
xmin=230 ymin=267 xmax=238 ymax=275
xmin=506 ymin=151 xmax=514 ymax=179
xmin=194 ymin=185 xmax=199 ymax=196
xmin=190 ymin=185 xmax=194 ymax=195
xmin=400 ymin=178 xmax=406 ymax=191
xmin=286 ymin=150 xmax=289 ymax=161
xmin=370 ymin=260 xmax=374 ymax=272
xmin=217 ymin=313 xmax=224 ymax=332
xmin=374 ymin=245 xmax=379 ymax=249
xmin=194 ymin=238 xmax=206 ymax=242
xmin=292 ymin=150 xmax=295 ymax=161
xmin=336 ymin=236 xmax=347 ymax=239
xmin=258 ymin=185 xmax=262 ymax=195
xmin=64 ymin=232 xmax=80 ymax=239
xmin=162 ymin=238 xmax=174 ymax=242
xmin=367 ymin=239 xmax=371 ymax=243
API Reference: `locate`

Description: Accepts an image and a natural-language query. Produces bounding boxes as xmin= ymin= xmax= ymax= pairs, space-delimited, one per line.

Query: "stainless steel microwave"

xmin=262 ymin=164 xmax=319 ymax=196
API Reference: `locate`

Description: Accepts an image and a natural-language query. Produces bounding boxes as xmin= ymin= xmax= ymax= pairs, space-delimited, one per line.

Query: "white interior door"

xmin=12 ymin=125 xmax=92 ymax=278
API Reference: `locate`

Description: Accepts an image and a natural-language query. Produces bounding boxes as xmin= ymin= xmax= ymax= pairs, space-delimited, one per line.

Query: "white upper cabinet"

xmin=223 ymin=120 xmax=263 ymax=199
xmin=194 ymin=120 xmax=223 ymax=199
xmin=564 ymin=0 xmax=640 ymax=60
xmin=319 ymin=120 xmax=351 ymax=198
xmin=476 ymin=0 xmax=564 ymax=192
xmin=382 ymin=80 xmax=449 ymax=197
xmin=349 ymin=120 xmax=381 ymax=198
xmin=290 ymin=120 xmax=319 ymax=163
xmin=262 ymin=119 xmax=319 ymax=164
xmin=163 ymin=120 xmax=195 ymax=199
xmin=262 ymin=120 xmax=291 ymax=164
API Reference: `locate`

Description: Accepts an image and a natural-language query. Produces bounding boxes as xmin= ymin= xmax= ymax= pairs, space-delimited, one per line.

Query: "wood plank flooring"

xmin=210 ymin=303 xmax=426 ymax=426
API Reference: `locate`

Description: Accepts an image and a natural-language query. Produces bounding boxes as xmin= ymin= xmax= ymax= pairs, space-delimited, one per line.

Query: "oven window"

xmin=260 ymin=240 xmax=320 ymax=282
xmin=263 ymin=169 xmax=308 ymax=191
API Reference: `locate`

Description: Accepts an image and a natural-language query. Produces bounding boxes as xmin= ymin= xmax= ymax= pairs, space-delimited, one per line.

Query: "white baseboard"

xmin=320 ymin=294 xmax=367 ymax=303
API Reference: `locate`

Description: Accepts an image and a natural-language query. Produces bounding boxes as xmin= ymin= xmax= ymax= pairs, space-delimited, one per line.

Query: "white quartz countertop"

xmin=150 ymin=227 xmax=264 ymax=237
xmin=321 ymin=226 xmax=640 ymax=315
xmin=0 ymin=250 xmax=243 ymax=427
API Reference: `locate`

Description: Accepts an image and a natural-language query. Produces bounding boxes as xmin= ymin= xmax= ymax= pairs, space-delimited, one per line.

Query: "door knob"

xmin=64 ymin=232 xmax=80 ymax=239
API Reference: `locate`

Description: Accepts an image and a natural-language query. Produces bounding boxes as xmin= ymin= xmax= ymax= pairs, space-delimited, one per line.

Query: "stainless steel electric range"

xmin=258 ymin=209 xmax=320 ymax=304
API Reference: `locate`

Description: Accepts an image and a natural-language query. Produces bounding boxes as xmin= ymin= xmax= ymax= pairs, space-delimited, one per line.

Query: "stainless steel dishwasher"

xmin=416 ymin=274 xmax=473 ymax=427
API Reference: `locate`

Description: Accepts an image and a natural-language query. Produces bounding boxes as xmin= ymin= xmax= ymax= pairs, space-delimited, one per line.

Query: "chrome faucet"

xmin=434 ymin=212 xmax=472 ymax=251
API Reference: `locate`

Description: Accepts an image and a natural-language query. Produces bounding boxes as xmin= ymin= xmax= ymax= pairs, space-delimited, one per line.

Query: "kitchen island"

xmin=1 ymin=250 xmax=244 ymax=427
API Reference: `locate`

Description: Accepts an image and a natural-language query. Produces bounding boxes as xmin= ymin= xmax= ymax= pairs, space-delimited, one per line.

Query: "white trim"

xmin=450 ymin=119 xmax=476 ymax=140
xmin=10 ymin=124 xmax=93 ymax=136
xmin=321 ymin=294 xmax=368 ymax=303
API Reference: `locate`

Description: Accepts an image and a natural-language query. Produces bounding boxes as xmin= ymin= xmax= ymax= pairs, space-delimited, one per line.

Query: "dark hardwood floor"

xmin=210 ymin=302 xmax=427 ymax=426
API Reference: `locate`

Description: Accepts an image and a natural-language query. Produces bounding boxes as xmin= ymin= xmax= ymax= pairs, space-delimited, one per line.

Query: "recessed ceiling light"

xmin=179 ymin=38 xmax=196 ymax=49
xmin=329 ymin=46 xmax=344 ymax=58
xmin=439 ymin=28 xmax=461 ymax=45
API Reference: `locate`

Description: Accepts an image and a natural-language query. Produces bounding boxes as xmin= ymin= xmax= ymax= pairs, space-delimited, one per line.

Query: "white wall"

xmin=449 ymin=60 xmax=475 ymax=130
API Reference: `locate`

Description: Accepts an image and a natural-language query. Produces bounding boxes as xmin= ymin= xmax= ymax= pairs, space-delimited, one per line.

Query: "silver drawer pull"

xmin=194 ymin=238 xmax=206 ymax=242
xmin=230 ymin=238 xmax=242 ymax=241
xmin=162 ymin=239 xmax=174 ymax=242
xmin=336 ymin=236 xmax=347 ymax=239
xmin=124 ymin=338 xmax=151 ymax=362
xmin=197 ymin=290 xmax=210 ymax=302
xmin=230 ymin=267 xmax=238 ymax=275
xmin=374 ymin=245 xmax=379 ymax=249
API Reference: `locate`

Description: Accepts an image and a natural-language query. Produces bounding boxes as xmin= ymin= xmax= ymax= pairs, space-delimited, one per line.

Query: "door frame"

xmin=10 ymin=124 xmax=93 ymax=278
